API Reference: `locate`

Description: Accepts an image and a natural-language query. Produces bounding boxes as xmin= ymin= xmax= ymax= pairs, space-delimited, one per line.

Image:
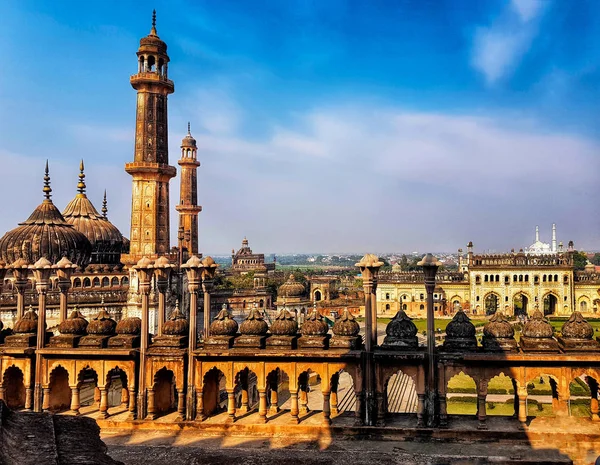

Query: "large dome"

xmin=62 ymin=162 xmax=124 ymax=265
xmin=278 ymin=274 xmax=305 ymax=298
xmin=0 ymin=163 xmax=92 ymax=267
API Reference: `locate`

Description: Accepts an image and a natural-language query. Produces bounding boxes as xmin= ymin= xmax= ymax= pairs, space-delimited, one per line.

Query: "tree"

xmin=573 ymin=251 xmax=589 ymax=270
xmin=592 ymin=253 xmax=600 ymax=266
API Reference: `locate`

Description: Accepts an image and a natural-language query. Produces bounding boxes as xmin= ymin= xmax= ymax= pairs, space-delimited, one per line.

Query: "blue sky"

xmin=0 ymin=0 xmax=599 ymax=254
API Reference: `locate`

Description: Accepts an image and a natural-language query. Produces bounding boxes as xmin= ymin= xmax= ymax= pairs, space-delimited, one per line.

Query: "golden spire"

xmin=43 ymin=160 xmax=52 ymax=201
xmin=102 ymin=190 xmax=108 ymax=219
xmin=150 ymin=9 xmax=157 ymax=36
xmin=77 ymin=159 xmax=86 ymax=197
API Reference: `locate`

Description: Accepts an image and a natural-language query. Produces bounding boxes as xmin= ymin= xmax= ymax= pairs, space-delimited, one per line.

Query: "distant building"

xmin=230 ymin=237 xmax=275 ymax=275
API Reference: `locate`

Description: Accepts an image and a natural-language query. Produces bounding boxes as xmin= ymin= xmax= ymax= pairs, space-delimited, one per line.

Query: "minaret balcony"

xmin=130 ymin=72 xmax=174 ymax=91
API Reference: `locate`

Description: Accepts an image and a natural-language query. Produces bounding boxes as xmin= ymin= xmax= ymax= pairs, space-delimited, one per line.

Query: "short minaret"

xmin=175 ymin=123 xmax=202 ymax=254
xmin=535 ymin=225 xmax=540 ymax=243
xmin=552 ymin=223 xmax=557 ymax=253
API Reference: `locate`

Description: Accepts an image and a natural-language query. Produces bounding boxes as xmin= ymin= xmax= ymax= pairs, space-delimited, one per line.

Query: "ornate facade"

xmin=377 ymin=242 xmax=600 ymax=318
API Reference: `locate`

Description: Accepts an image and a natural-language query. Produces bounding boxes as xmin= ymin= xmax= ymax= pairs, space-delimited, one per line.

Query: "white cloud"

xmin=511 ymin=0 xmax=544 ymax=22
xmin=471 ymin=0 xmax=548 ymax=84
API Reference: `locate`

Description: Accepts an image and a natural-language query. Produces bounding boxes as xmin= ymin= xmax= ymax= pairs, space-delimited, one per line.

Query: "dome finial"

xmin=102 ymin=189 xmax=108 ymax=218
xmin=77 ymin=159 xmax=86 ymax=195
xmin=150 ymin=9 xmax=157 ymax=35
xmin=187 ymin=121 xmax=191 ymax=135
xmin=43 ymin=160 xmax=52 ymax=200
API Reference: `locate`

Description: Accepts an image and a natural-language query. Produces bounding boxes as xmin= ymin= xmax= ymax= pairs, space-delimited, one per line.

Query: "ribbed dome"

xmin=62 ymin=162 xmax=124 ymax=265
xmin=278 ymin=274 xmax=305 ymax=298
xmin=0 ymin=163 xmax=92 ymax=267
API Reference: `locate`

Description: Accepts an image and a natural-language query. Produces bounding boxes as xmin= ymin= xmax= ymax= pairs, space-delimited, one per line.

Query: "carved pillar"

xmin=10 ymin=261 xmax=29 ymax=320
xmin=121 ymin=388 xmax=129 ymax=406
xmin=42 ymin=387 xmax=50 ymax=411
xmin=134 ymin=257 xmax=153 ymax=421
xmin=418 ymin=253 xmax=441 ymax=428
xmin=356 ymin=254 xmax=383 ymax=426
xmin=201 ymin=257 xmax=218 ymax=339
xmin=177 ymin=390 xmax=185 ymax=420
xmin=330 ymin=390 xmax=338 ymax=417
xmin=240 ymin=388 xmax=249 ymax=413
xmin=183 ymin=255 xmax=203 ymax=421
xmin=25 ymin=387 xmax=33 ymax=411
xmin=226 ymin=389 xmax=236 ymax=422
xmin=517 ymin=387 xmax=528 ymax=423
xmin=128 ymin=388 xmax=137 ymax=420
xmin=258 ymin=389 xmax=267 ymax=423
xmin=99 ymin=387 xmax=109 ymax=419
xmin=290 ymin=390 xmax=299 ymax=424
xmin=376 ymin=391 xmax=385 ymax=426
xmin=354 ymin=390 xmax=363 ymax=426
xmin=299 ymin=387 xmax=308 ymax=415
xmin=416 ymin=393 xmax=426 ymax=427
xmin=32 ymin=258 xmax=52 ymax=413
xmin=196 ymin=390 xmax=205 ymax=421
xmin=70 ymin=387 xmax=81 ymax=415
xmin=477 ymin=394 xmax=487 ymax=429
xmin=322 ymin=391 xmax=331 ymax=425
xmin=53 ymin=257 xmax=75 ymax=323
xmin=154 ymin=258 xmax=173 ymax=336
xmin=269 ymin=387 xmax=279 ymax=415
xmin=439 ymin=394 xmax=448 ymax=428
xmin=146 ymin=388 xmax=156 ymax=420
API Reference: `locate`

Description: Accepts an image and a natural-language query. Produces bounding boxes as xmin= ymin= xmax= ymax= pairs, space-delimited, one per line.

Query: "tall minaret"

xmin=125 ymin=10 xmax=176 ymax=259
xmin=552 ymin=223 xmax=557 ymax=252
xmin=176 ymin=123 xmax=202 ymax=254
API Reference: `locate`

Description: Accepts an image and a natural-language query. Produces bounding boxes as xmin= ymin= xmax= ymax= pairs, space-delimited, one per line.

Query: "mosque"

xmin=0 ymin=14 xmax=598 ymax=462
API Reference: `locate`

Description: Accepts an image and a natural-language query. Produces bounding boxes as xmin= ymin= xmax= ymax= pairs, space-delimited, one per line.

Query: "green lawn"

xmin=369 ymin=318 xmax=487 ymax=334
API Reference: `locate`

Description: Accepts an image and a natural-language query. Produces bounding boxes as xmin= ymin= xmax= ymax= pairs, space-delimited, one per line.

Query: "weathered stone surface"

xmin=269 ymin=309 xmax=298 ymax=336
xmin=48 ymin=334 xmax=82 ymax=348
xmin=520 ymin=311 xmax=559 ymax=353
xmin=87 ymin=310 xmax=117 ymax=336
xmin=115 ymin=317 xmax=142 ymax=335
xmin=233 ymin=334 xmax=267 ymax=349
xmin=210 ymin=309 xmax=238 ymax=336
xmin=482 ymin=313 xmax=518 ymax=352
xmin=0 ymin=399 xmax=122 ymax=465
xmin=163 ymin=308 xmax=189 ymax=336
xmin=301 ymin=311 xmax=329 ymax=336
xmin=332 ymin=309 xmax=360 ymax=337
xmin=561 ymin=312 xmax=594 ymax=340
xmin=58 ymin=310 xmax=88 ymax=335
xmin=239 ymin=308 xmax=268 ymax=336
xmin=381 ymin=310 xmax=418 ymax=350
xmin=442 ymin=310 xmax=477 ymax=352
xmin=108 ymin=334 xmax=140 ymax=348
xmin=266 ymin=334 xmax=298 ymax=349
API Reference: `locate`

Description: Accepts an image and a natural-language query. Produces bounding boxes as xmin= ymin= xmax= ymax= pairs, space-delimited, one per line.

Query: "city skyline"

xmin=1 ymin=0 xmax=599 ymax=254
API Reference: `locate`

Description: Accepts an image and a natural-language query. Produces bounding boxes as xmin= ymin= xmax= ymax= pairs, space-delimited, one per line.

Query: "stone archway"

xmin=314 ymin=290 xmax=322 ymax=302
xmin=202 ymin=367 xmax=226 ymax=418
xmin=153 ymin=367 xmax=176 ymax=416
xmin=513 ymin=293 xmax=528 ymax=317
xmin=484 ymin=293 xmax=500 ymax=316
xmin=49 ymin=366 xmax=71 ymax=412
xmin=3 ymin=366 xmax=25 ymax=409
xmin=543 ymin=294 xmax=558 ymax=316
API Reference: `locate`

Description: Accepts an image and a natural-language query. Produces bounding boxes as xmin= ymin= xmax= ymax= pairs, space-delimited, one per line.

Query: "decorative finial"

xmin=77 ymin=159 xmax=86 ymax=195
xmin=175 ymin=299 xmax=180 ymax=311
xmin=150 ymin=9 xmax=157 ymax=35
xmin=102 ymin=190 xmax=108 ymax=218
xmin=43 ymin=160 xmax=52 ymax=200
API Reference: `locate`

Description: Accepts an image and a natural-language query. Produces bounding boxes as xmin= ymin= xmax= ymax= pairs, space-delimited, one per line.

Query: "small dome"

xmin=385 ymin=310 xmax=418 ymax=339
xmin=181 ymin=123 xmax=197 ymax=148
xmin=561 ymin=312 xmax=594 ymax=339
xmin=210 ymin=307 xmax=238 ymax=336
xmin=62 ymin=162 xmax=124 ymax=265
xmin=240 ymin=308 xmax=268 ymax=336
xmin=278 ymin=274 xmax=305 ymax=298
xmin=483 ymin=313 xmax=514 ymax=338
xmin=301 ymin=311 xmax=328 ymax=336
xmin=58 ymin=310 xmax=88 ymax=335
xmin=13 ymin=307 xmax=38 ymax=334
xmin=269 ymin=309 xmax=298 ymax=336
xmin=0 ymin=164 xmax=92 ymax=267
xmin=332 ymin=309 xmax=360 ymax=337
xmin=116 ymin=317 xmax=141 ymax=335
xmin=87 ymin=309 xmax=117 ymax=335
xmin=522 ymin=311 xmax=554 ymax=338
xmin=445 ymin=310 xmax=476 ymax=338
xmin=163 ymin=306 xmax=189 ymax=336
